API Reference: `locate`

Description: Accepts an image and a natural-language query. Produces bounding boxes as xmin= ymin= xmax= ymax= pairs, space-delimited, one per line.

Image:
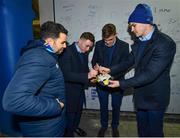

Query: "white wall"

xmin=39 ymin=0 xmax=54 ymax=25
xmin=39 ymin=0 xmax=180 ymax=114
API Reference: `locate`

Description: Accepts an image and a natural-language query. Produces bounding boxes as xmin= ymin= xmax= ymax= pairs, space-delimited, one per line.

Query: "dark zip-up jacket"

xmin=3 ymin=40 xmax=66 ymax=136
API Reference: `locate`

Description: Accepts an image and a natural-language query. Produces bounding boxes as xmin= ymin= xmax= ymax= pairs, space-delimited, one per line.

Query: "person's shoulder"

xmin=26 ymin=46 xmax=48 ymax=57
xmin=154 ymin=31 xmax=176 ymax=48
xmin=94 ymin=40 xmax=104 ymax=49
xmin=116 ymin=38 xmax=129 ymax=46
xmin=60 ymin=43 xmax=75 ymax=59
xmin=21 ymin=47 xmax=54 ymax=66
xmin=95 ymin=40 xmax=104 ymax=45
xmin=159 ymin=32 xmax=174 ymax=42
xmin=63 ymin=43 xmax=75 ymax=54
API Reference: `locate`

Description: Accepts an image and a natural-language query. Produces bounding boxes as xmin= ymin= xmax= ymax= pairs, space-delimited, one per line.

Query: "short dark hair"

xmin=40 ymin=21 xmax=68 ymax=40
xmin=102 ymin=23 xmax=116 ymax=39
xmin=80 ymin=32 xmax=95 ymax=44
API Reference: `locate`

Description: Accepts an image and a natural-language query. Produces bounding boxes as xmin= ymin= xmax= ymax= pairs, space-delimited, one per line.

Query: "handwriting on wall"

xmin=54 ymin=0 xmax=180 ymax=114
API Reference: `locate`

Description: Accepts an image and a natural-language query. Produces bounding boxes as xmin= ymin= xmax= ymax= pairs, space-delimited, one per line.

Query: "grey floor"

xmin=78 ymin=110 xmax=180 ymax=137
xmin=1 ymin=110 xmax=180 ymax=137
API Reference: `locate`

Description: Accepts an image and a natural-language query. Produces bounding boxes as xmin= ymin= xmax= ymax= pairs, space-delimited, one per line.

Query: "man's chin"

xmin=105 ymin=44 xmax=113 ymax=47
xmin=57 ymin=49 xmax=64 ymax=54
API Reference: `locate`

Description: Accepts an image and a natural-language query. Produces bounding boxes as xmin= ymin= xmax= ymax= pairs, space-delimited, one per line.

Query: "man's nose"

xmin=63 ymin=43 xmax=67 ymax=48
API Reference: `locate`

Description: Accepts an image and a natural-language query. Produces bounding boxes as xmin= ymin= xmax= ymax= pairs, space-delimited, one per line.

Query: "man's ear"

xmin=78 ymin=39 xmax=82 ymax=45
xmin=45 ymin=38 xmax=54 ymax=46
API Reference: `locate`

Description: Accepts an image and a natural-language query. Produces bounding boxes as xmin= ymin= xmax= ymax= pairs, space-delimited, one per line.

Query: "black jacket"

xmin=59 ymin=42 xmax=89 ymax=112
xmin=92 ymin=37 xmax=129 ymax=79
xmin=111 ymin=25 xmax=176 ymax=110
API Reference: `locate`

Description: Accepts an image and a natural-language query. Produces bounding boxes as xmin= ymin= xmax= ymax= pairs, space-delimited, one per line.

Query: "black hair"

xmin=40 ymin=21 xmax=68 ymax=40
xmin=80 ymin=32 xmax=95 ymax=44
xmin=102 ymin=23 xmax=116 ymax=39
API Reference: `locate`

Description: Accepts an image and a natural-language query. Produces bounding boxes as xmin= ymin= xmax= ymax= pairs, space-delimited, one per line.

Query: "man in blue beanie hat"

xmin=128 ymin=3 xmax=153 ymax=25
xmin=97 ymin=3 xmax=176 ymax=137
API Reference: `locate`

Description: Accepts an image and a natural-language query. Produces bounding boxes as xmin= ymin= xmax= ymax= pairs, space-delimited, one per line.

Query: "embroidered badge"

xmin=56 ymin=63 xmax=59 ymax=69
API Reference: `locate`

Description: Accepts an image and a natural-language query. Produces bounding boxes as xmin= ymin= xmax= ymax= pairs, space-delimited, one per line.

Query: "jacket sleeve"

xmin=2 ymin=51 xmax=62 ymax=117
xmin=91 ymin=43 xmax=99 ymax=67
xmin=120 ymin=41 xmax=176 ymax=89
xmin=59 ymin=49 xmax=89 ymax=85
xmin=110 ymin=52 xmax=135 ymax=76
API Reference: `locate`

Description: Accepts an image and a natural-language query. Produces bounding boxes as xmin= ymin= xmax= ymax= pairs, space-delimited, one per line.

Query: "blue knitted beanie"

xmin=128 ymin=4 xmax=153 ymax=24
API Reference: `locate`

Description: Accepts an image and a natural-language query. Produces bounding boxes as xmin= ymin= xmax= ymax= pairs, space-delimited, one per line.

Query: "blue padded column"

xmin=0 ymin=0 xmax=34 ymax=136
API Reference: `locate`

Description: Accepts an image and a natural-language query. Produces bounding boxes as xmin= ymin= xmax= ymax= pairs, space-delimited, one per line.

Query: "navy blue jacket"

xmin=2 ymin=40 xmax=66 ymax=136
xmin=110 ymin=25 xmax=176 ymax=110
xmin=92 ymin=38 xmax=129 ymax=91
xmin=59 ymin=42 xmax=89 ymax=112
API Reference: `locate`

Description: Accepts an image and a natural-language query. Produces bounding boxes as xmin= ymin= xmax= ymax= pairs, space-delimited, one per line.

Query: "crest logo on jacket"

xmin=56 ymin=63 xmax=59 ymax=69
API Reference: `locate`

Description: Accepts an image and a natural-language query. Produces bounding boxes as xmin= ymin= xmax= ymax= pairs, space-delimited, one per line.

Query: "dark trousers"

xmin=136 ymin=109 xmax=165 ymax=137
xmin=97 ymin=88 xmax=123 ymax=129
xmin=65 ymin=93 xmax=84 ymax=137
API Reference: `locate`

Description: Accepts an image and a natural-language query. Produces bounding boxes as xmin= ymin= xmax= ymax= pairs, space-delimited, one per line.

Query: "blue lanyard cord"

xmin=44 ymin=43 xmax=55 ymax=53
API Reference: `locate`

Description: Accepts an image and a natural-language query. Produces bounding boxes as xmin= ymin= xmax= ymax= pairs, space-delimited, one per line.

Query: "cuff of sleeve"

xmin=119 ymin=79 xmax=126 ymax=90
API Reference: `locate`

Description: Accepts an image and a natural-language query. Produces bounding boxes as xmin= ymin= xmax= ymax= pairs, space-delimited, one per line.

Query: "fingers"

xmin=91 ymin=68 xmax=98 ymax=76
xmin=88 ymin=69 xmax=98 ymax=79
xmin=93 ymin=64 xmax=110 ymax=74
xmin=94 ymin=63 xmax=100 ymax=71
xmin=99 ymin=66 xmax=110 ymax=74
xmin=108 ymin=80 xmax=120 ymax=88
xmin=90 ymin=78 xmax=97 ymax=83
